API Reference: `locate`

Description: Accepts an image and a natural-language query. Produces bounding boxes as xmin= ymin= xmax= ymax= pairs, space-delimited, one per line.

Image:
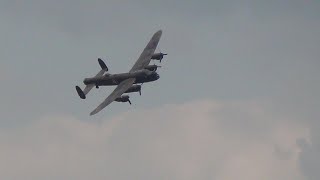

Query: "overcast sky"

xmin=0 ymin=0 xmax=319 ymax=179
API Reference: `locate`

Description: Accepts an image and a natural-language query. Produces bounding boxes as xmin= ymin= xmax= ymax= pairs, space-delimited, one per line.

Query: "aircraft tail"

xmin=98 ymin=58 xmax=108 ymax=71
xmin=77 ymin=59 xmax=108 ymax=99
xmin=76 ymin=86 xmax=86 ymax=99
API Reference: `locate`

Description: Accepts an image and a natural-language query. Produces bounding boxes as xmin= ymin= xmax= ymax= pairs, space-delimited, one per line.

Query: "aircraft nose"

xmin=156 ymin=74 xmax=160 ymax=79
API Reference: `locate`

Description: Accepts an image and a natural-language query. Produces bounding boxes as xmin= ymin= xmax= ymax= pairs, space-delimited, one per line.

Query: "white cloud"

xmin=0 ymin=100 xmax=308 ymax=180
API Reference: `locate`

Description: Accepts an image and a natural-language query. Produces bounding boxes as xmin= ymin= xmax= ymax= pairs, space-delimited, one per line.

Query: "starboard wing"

xmin=90 ymin=78 xmax=136 ymax=115
xmin=129 ymin=30 xmax=162 ymax=72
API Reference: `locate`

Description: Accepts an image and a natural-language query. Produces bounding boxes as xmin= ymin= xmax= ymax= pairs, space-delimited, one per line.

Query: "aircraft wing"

xmin=90 ymin=78 xmax=136 ymax=115
xmin=129 ymin=30 xmax=162 ymax=72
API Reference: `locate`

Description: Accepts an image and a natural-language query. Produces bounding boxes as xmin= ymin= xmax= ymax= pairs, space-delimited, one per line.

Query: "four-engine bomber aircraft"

xmin=75 ymin=30 xmax=167 ymax=115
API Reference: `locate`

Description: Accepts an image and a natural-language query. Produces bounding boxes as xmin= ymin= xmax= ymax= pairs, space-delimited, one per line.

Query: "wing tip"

xmin=156 ymin=30 xmax=162 ymax=36
xmin=90 ymin=111 xmax=97 ymax=116
xmin=90 ymin=108 xmax=100 ymax=116
xmin=90 ymin=107 xmax=101 ymax=115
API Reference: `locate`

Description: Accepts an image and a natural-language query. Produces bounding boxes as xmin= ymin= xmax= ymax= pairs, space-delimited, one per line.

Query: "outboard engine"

xmin=125 ymin=85 xmax=142 ymax=95
xmin=132 ymin=69 xmax=153 ymax=77
xmin=145 ymin=64 xmax=161 ymax=72
xmin=151 ymin=52 xmax=167 ymax=62
xmin=115 ymin=95 xmax=131 ymax=104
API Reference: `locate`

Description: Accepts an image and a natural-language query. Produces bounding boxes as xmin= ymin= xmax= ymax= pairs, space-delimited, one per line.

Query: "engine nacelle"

xmin=115 ymin=95 xmax=131 ymax=104
xmin=125 ymin=85 xmax=141 ymax=95
xmin=151 ymin=53 xmax=167 ymax=62
xmin=144 ymin=65 xmax=160 ymax=72
xmin=131 ymin=69 xmax=153 ymax=77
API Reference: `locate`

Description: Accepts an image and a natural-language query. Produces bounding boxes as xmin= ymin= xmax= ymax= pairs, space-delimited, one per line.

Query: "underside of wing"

xmin=90 ymin=78 xmax=135 ymax=115
xmin=130 ymin=30 xmax=162 ymax=72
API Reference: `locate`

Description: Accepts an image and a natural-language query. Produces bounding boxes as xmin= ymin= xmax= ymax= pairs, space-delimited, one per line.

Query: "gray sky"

xmin=0 ymin=0 xmax=319 ymax=179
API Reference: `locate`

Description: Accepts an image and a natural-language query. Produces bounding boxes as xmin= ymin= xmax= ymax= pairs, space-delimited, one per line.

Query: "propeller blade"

xmin=139 ymin=90 xmax=141 ymax=96
xmin=128 ymin=99 xmax=132 ymax=105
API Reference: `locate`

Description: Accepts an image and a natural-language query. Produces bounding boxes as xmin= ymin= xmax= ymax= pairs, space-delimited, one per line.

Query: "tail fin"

xmin=98 ymin=58 xmax=108 ymax=71
xmin=76 ymin=59 xmax=107 ymax=99
xmin=76 ymin=86 xmax=86 ymax=99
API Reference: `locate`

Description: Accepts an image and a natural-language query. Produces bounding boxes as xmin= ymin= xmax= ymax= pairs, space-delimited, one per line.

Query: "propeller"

xmin=159 ymin=53 xmax=167 ymax=63
xmin=138 ymin=85 xmax=142 ymax=96
xmin=158 ymin=47 xmax=167 ymax=63
xmin=124 ymin=95 xmax=132 ymax=105
xmin=153 ymin=64 xmax=162 ymax=71
xmin=151 ymin=52 xmax=167 ymax=63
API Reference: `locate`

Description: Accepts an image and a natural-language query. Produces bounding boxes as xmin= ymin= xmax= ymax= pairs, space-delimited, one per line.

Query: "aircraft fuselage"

xmin=83 ymin=71 xmax=159 ymax=86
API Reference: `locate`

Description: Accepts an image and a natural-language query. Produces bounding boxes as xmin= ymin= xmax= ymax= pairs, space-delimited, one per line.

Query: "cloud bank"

xmin=0 ymin=100 xmax=307 ymax=180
